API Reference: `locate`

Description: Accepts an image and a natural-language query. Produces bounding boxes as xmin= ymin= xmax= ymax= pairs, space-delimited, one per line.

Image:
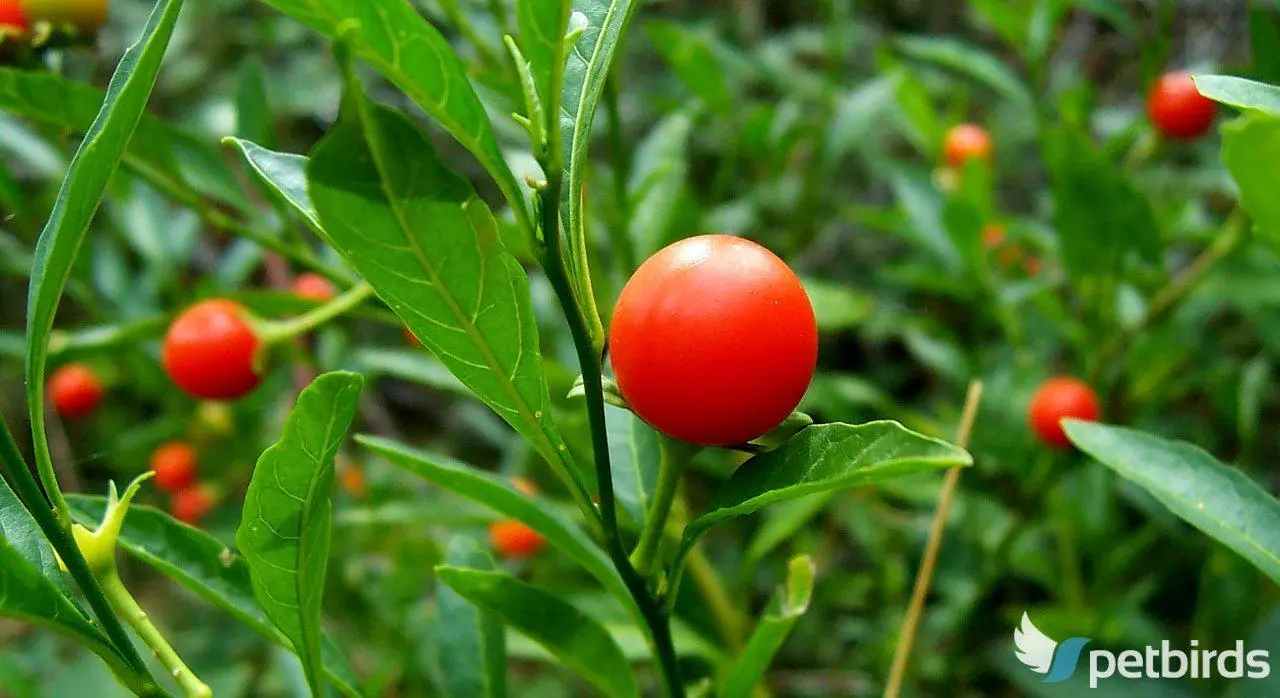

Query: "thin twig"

xmin=883 ymin=381 xmax=984 ymax=698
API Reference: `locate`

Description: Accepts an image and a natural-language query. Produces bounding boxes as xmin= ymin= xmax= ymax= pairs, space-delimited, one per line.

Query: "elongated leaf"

xmin=0 ymin=536 xmax=133 ymax=685
xmin=823 ymin=72 xmax=902 ymax=169
xmin=745 ymin=493 xmax=836 ymax=564
xmin=605 ymin=405 xmax=660 ymax=528
xmin=66 ymin=496 xmax=364 ymax=698
xmin=0 ymin=67 xmax=247 ymax=210
xmin=669 ymin=422 xmax=970 ymax=594
xmin=517 ymin=0 xmax=572 ymax=126
xmin=254 ymin=0 xmax=531 ymax=235
xmin=24 ymin=0 xmax=184 ymax=526
xmin=432 ymin=538 xmax=506 ymax=698
xmin=896 ymin=36 xmax=1035 ymax=113
xmin=721 ymin=555 xmax=815 ymax=698
xmin=1064 ymin=421 xmax=1280 ymax=585
xmin=238 ymin=372 xmax=364 ymax=698
xmin=0 ymin=472 xmax=67 ymax=591
xmin=226 ymin=138 xmax=324 ymax=234
xmin=436 ymin=567 xmax=640 ymax=698
xmin=1222 ymin=114 xmax=1280 ymax=239
xmin=1193 ymin=74 xmax=1280 ymax=116
xmin=356 ymin=435 xmax=633 ymax=615
xmin=308 ymin=103 xmax=593 ymax=518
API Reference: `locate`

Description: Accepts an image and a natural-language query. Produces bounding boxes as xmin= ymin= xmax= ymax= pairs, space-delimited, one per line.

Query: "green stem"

xmin=1089 ymin=209 xmax=1248 ymax=384
xmin=258 ymin=282 xmax=375 ymax=345
xmin=630 ymin=436 xmax=687 ymax=576
xmin=100 ymin=573 xmax=212 ymax=698
xmin=539 ymin=172 xmax=685 ymax=697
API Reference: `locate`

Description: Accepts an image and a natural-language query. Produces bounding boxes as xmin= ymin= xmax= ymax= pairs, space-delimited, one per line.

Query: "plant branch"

xmin=100 ymin=573 xmax=212 ymax=698
xmin=883 ymin=381 xmax=983 ymax=698
xmin=538 ymin=168 xmax=685 ymax=697
xmin=630 ymin=435 xmax=688 ymax=576
xmin=258 ymin=282 xmax=375 ymax=345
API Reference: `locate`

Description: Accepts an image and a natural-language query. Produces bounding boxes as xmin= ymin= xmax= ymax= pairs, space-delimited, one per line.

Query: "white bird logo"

xmin=1014 ymin=612 xmax=1058 ymax=674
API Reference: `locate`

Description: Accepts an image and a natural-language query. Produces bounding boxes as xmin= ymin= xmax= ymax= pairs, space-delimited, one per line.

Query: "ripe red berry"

xmin=291 ymin=273 xmax=336 ymax=303
xmin=489 ymin=520 xmax=545 ymax=558
xmin=1147 ymin=71 xmax=1215 ymax=140
xmin=944 ymin=124 xmax=992 ymax=168
xmin=150 ymin=442 xmax=198 ymax=494
xmin=163 ymin=300 xmax=262 ymax=401
xmin=171 ymin=485 xmax=215 ymax=525
xmin=610 ymin=234 xmax=818 ymax=446
xmin=0 ymin=0 xmax=29 ymax=30
xmin=48 ymin=364 xmax=104 ymax=419
xmin=1028 ymin=377 xmax=1101 ymax=448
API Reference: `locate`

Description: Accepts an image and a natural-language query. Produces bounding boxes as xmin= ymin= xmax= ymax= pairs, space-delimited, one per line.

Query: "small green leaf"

xmin=1222 ymin=113 xmax=1280 ymax=238
xmin=896 ymin=36 xmax=1035 ymax=113
xmin=238 ymin=372 xmax=364 ymax=698
xmin=516 ymin=0 xmax=572 ymax=140
xmin=225 ymin=138 xmax=324 ymax=235
xmin=629 ymin=111 xmax=694 ymax=258
xmin=25 ymin=0 xmax=184 ymax=526
xmin=0 ymin=472 xmax=68 ymax=592
xmin=67 ymin=496 xmax=364 ymax=698
xmin=356 ymin=435 xmax=633 ymax=615
xmin=1064 ymin=420 xmax=1280 ymax=586
xmin=432 ymin=538 xmax=506 ymax=698
xmin=669 ymin=422 xmax=970 ymax=598
xmin=1193 ymin=74 xmax=1280 ymax=116
xmin=255 ymin=0 xmax=532 ymax=237
xmin=605 ymin=405 xmax=661 ymax=528
xmin=436 ymin=567 xmax=640 ymax=698
xmin=721 ymin=555 xmax=816 ymax=698
xmin=308 ymin=102 xmax=594 ymax=520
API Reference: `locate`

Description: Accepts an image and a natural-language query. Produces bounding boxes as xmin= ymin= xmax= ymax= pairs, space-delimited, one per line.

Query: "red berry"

xmin=291 ymin=273 xmax=336 ymax=303
xmin=1147 ymin=71 xmax=1215 ymax=140
xmin=981 ymin=224 xmax=1005 ymax=248
xmin=1028 ymin=377 xmax=1101 ymax=448
xmin=610 ymin=234 xmax=818 ymax=446
xmin=489 ymin=520 xmax=545 ymax=558
xmin=150 ymin=442 xmax=198 ymax=494
xmin=944 ymin=124 xmax=992 ymax=167
xmin=163 ymin=300 xmax=262 ymax=401
xmin=48 ymin=364 xmax=104 ymax=419
xmin=171 ymin=485 xmax=215 ymax=525
xmin=0 ymin=0 xmax=28 ymax=30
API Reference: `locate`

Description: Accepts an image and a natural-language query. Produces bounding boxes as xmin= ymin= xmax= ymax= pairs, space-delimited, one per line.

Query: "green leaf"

xmin=237 ymin=372 xmax=364 ymax=698
xmin=432 ymin=538 xmax=506 ymax=698
xmin=236 ymin=57 xmax=275 ymax=149
xmin=254 ymin=0 xmax=532 ymax=236
xmin=890 ymin=169 xmax=960 ymax=268
xmin=646 ymin=21 xmax=733 ymax=109
xmin=721 ymin=555 xmax=816 ymax=698
xmin=1193 ymin=74 xmax=1280 ymax=116
xmin=0 ymin=535 xmax=132 ymax=687
xmin=629 ymin=110 xmax=694 ymax=257
xmin=436 ymin=567 xmax=640 ymax=698
xmin=604 ymin=405 xmax=660 ymax=528
xmin=896 ymin=36 xmax=1035 ymax=113
xmin=24 ymin=0 xmax=184 ymax=526
xmin=1064 ymin=421 xmax=1280 ymax=586
xmin=1249 ymin=7 xmax=1280 ymax=84
xmin=804 ymin=278 xmax=873 ymax=333
xmin=669 ymin=422 xmax=970 ymax=597
xmin=745 ymin=493 xmax=836 ymax=564
xmin=355 ymin=435 xmax=633 ymax=615
xmin=225 ymin=138 xmax=324 ymax=235
xmin=66 ymin=496 xmax=364 ymax=698
xmin=517 ymin=0 xmax=572 ymax=133
xmin=307 ymin=102 xmax=594 ymax=519
xmin=0 ymin=472 xmax=68 ymax=592
xmin=1222 ymin=113 xmax=1280 ymax=239
xmin=0 ymin=67 xmax=247 ymax=210
xmin=823 ymin=72 xmax=902 ymax=170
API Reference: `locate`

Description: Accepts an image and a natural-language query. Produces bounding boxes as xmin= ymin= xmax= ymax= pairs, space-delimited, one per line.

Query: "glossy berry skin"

xmin=944 ymin=124 xmax=992 ymax=167
xmin=1147 ymin=72 xmax=1215 ymax=141
xmin=163 ymin=299 xmax=262 ymax=401
xmin=171 ymin=485 xmax=214 ymax=525
xmin=489 ymin=520 xmax=545 ymax=558
xmin=150 ymin=442 xmax=197 ymax=494
xmin=48 ymin=364 xmax=104 ymax=419
xmin=0 ymin=0 xmax=28 ymax=30
xmin=291 ymin=273 xmax=336 ymax=303
xmin=610 ymin=234 xmax=818 ymax=446
xmin=1028 ymin=377 xmax=1101 ymax=448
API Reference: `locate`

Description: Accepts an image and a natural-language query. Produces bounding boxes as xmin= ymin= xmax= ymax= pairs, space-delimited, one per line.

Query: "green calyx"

xmin=59 ymin=471 xmax=153 ymax=577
